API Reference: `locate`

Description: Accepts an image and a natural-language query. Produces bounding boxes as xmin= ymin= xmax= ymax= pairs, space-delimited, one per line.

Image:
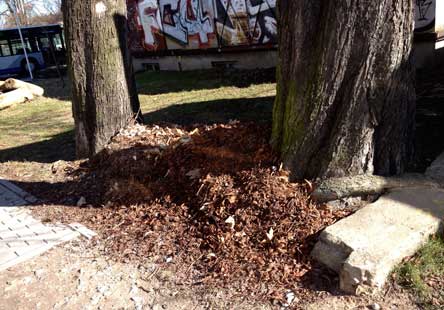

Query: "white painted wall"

xmin=435 ymin=0 xmax=444 ymax=37
xmin=133 ymin=50 xmax=277 ymax=72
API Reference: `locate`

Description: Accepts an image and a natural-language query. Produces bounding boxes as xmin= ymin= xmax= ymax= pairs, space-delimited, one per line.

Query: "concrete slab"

xmin=311 ymin=187 xmax=444 ymax=294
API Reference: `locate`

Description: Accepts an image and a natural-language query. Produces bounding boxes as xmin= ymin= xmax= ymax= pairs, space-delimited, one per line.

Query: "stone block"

xmin=312 ymin=187 xmax=444 ymax=294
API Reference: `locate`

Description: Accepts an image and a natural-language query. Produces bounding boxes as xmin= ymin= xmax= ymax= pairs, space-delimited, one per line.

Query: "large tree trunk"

xmin=272 ymin=0 xmax=415 ymax=180
xmin=63 ymin=0 xmax=140 ymax=158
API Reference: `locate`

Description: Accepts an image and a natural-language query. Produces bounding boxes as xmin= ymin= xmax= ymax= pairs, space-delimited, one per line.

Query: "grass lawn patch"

xmin=394 ymin=235 xmax=444 ymax=309
xmin=0 ymin=69 xmax=276 ymax=164
xmin=0 ymin=78 xmax=74 ymax=162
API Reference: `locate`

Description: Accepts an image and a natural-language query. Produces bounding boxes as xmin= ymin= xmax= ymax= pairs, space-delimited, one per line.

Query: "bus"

xmin=0 ymin=24 xmax=66 ymax=76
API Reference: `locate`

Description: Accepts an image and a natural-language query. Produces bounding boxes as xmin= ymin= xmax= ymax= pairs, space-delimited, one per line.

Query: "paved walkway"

xmin=0 ymin=179 xmax=92 ymax=271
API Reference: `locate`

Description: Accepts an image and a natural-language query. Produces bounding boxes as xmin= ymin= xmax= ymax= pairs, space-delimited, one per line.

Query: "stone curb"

xmin=312 ymin=187 xmax=444 ymax=294
xmin=311 ymin=150 xmax=444 ymax=294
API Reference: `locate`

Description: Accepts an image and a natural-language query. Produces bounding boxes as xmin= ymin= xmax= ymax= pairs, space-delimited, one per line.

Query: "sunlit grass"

xmin=0 ymin=70 xmax=276 ymax=161
xmin=394 ymin=236 xmax=444 ymax=309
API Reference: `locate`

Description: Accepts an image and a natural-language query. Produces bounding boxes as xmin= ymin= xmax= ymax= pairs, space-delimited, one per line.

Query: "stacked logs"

xmin=0 ymin=79 xmax=44 ymax=110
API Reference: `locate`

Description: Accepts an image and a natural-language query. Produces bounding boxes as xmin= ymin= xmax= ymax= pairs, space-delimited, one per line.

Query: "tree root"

xmin=311 ymin=174 xmax=442 ymax=203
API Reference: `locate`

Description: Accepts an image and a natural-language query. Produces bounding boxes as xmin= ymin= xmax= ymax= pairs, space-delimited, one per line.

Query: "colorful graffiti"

xmin=129 ymin=1 xmax=437 ymax=55
xmin=138 ymin=0 xmax=167 ymax=51
xmin=415 ymin=0 xmax=436 ymax=32
xmin=247 ymin=0 xmax=277 ymax=45
xmin=127 ymin=0 xmax=146 ymax=52
xmin=213 ymin=0 xmax=277 ymax=46
xmin=160 ymin=0 xmax=217 ymax=49
xmin=127 ymin=0 xmax=277 ymax=53
xmin=214 ymin=0 xmax=249 ymax=46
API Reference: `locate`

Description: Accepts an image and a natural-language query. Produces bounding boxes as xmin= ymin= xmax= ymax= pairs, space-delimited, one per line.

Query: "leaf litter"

xmin=33 ymin=121 xmax=351 ymax=303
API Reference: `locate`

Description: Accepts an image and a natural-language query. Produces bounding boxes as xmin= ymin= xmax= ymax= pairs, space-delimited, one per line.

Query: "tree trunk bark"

xmin=62 ymin=0 xmax=140 ymax=158
xmin=272 ymin=0 xmax=415 ymax=180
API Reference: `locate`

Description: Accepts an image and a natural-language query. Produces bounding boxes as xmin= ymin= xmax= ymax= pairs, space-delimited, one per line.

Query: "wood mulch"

xmin=29 ymin=121 xmax=351 ymax=304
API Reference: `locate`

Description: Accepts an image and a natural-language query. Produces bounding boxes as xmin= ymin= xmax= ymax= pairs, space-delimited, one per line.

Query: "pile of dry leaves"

xmin=40 ymin=121 xmax=350 ymax=301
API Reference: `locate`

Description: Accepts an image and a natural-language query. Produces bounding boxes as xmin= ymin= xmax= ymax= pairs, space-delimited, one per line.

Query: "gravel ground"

xmin=0 ymin=234 xmax=419 ymax=310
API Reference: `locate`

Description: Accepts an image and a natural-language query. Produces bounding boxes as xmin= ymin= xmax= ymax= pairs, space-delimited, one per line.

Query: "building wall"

xmin=132 ymin=49 xmax=277 ymax=71
xmin=127 ymin=0 xmax=277 ymax=54
xmin=413 ymin=0 xmax=444 ymax=69
xmin=433 ymin=0 xmax=444 ymax=36
xmin=128 ymin=0 xmax=442 ymax=71
xmin=415 ymin=0 xmax=437 ymax=33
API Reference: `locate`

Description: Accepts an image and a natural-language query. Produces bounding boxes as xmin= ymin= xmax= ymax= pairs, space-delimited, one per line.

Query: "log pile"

xmin=0 ymin=78 xmax=44 ymax=110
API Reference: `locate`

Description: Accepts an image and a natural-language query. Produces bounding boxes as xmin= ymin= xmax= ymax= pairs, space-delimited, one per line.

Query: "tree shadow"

xmin=0 ymin=96 xmax=274 ymax=163
xmin=143 ymin=96 xmax=274 ymax=126
xmin=412 ymin=60 xmax=444 ymax=171
xmin=15 ymin=68 xmax=276 ymax=101
xmin=0 ymin=130 xmax=75 ymax=163
xmin=135 ymin=68 xmax=276 ymax=96
xmin=31 ymin=77 xmax=71 ymax=101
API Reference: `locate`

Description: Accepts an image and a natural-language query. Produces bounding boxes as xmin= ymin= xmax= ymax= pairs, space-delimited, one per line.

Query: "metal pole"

xmin=47 ymin=30 xmax=64 ymax=87
xmin=6 ymin=0 xmax=33 ymax=80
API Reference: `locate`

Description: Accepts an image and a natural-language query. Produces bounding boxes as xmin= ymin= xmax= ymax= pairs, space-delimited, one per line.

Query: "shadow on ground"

xmin=32 ymin=77 xmax=71 ymax=101
xmin=0 ymin=131 xmax=75 ymax=163
xmin=136 ymin=68 xmax=276 ymax=96
xmin=22 ymin=68 xmax=276 ymax=100
xmin=0 ymin=96 xmax=274 ymax=163
xmin=414 ymin=63 xmax=444 ymax=171
xmin=143 ymin=96 xmax=274 ymax=125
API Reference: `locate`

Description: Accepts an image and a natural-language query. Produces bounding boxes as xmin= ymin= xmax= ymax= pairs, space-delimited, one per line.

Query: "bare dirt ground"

xmin=0 ymin=236 xmax=418 ymax=310
xmin=0 ymin=237 xmax=270 ymax=310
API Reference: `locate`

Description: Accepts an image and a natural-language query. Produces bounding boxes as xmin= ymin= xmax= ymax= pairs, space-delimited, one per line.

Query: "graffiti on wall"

xmin=214 ymin=0 xmax=249 ymax=46
xmin=160 ymin=0 xmax=217 ymax=49
xmin=130 ymin=0 xmax=436 ymax=54
xmin=214 ymin=0 xmax=277 ymax=46
xmin=127 ymin=0 xmax=278 ymax=53
xmin=415 ymin=0 xmax=436 ymax=32
xmin=247 ymin=0 xmax=277 ymax=45
xmin=138 ymin=0 xmax=167 ymax=51
xmin=127 ymin=0 xmax=146 ymax=52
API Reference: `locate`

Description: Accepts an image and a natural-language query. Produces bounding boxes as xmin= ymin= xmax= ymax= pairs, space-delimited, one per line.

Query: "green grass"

xmin=394 ymin=235 xmax=444 ymax=309
xmin=136 ymin=70 xmax=230 ymax=94
xmin=137 ymin=70 xmax=276 ymax=122
xmin=0 ymin=70 xmax=276 ymax=162
xmin=0 ymin=78 xmax=74 ymax=162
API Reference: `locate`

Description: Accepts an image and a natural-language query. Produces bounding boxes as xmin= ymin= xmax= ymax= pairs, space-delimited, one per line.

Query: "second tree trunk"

xmin=63 ymin=0 xmax=140 ymax=158
xmin=272 ymin=0 xmax=416 ymax=179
